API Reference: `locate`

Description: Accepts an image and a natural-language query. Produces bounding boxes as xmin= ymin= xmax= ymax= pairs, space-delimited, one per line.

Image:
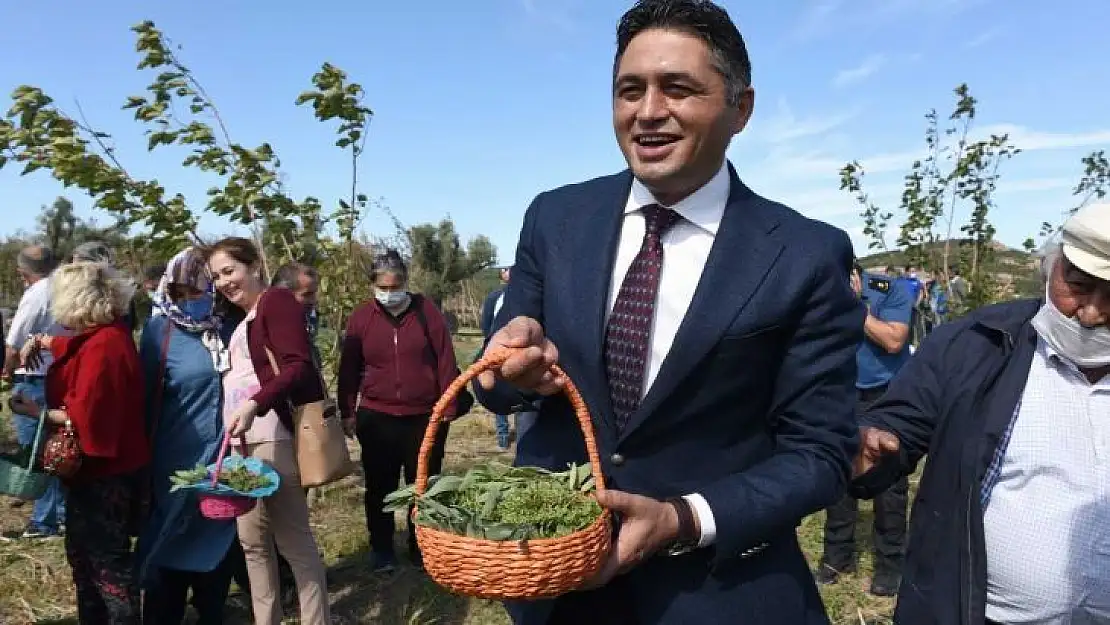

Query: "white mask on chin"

xmin=1031 ymin=286 xmax=1110 ymax=367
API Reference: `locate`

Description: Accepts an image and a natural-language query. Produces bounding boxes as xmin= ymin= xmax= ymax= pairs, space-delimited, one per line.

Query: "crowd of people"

xmin=3 ymin=1 xmax=1105 ymax=625
xmin=2 ymin=238 xmax=465 ymax=624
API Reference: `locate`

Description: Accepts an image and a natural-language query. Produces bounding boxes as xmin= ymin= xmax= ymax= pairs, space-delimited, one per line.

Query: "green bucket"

xmin=0 ymin=412 xmax=50 ymax=500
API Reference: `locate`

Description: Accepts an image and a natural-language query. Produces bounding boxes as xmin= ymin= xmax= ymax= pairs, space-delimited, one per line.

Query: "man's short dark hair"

xmin=271 ymin=262 xmax=318 ymax=289
xmin=144 ymin=264 xmax=166 ymax=283
xmin=16 ymin=246 xmax=57 ymax=277
xmin=615 ymin=0 xmax=751 ymax=105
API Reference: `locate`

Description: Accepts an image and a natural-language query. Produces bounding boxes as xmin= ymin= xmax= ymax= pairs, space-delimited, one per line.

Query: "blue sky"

xmin=2 ymin=0 xmax=1108 ymax=262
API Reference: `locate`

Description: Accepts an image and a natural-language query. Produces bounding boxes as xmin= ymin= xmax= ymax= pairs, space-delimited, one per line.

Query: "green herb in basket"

xmin=383 ymin=461 xmax=602 ymax=541
xmin=169 ymin=463 xmax=270 ymax=492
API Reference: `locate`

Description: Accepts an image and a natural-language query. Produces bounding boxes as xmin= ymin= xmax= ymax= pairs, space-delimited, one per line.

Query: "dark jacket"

xmin=337 ymin=294 xmax=460 ymax=419
xmin=480 ymin=287 xmax=505 ymax=338
xmin=475 ymin=164 xmax=863 ymax=625
xmin=853 ymin=298 xmax=1043 ymax=625
xmin=244 ymin=287 xmax=325 ymax=432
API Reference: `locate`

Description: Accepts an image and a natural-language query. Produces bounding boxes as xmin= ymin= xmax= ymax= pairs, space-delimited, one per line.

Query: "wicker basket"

xmin=414 ymin=347 xmax=612 ymax=600
xmin=0 ymin=414 xmax=50 ymax=501
xmin=198 ymin=430 xmax=256 ymax=520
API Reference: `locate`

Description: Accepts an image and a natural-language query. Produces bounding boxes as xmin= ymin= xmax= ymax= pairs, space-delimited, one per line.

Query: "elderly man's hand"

xmin=476 ymin=316 xmax=564 ymax=396
xmin=853 ymin=426 xmax=901 ymax=477
xmin=20 ymin=335 xmax=50 ymax=371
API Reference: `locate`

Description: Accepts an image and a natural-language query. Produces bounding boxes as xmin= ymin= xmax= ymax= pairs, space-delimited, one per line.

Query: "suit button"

xmin=610 ymin=453 xmax=625 ymax=466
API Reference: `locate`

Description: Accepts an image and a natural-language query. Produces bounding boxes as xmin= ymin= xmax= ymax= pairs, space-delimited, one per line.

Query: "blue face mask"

xmin=179 ymin=294 xmax=214 ymax=320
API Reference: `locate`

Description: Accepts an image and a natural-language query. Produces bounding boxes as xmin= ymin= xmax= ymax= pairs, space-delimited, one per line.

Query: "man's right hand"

xmin=476 ymin=316 xmax=564 ymax=396
xmin=853 ymin=426 xmax=901 ymax=477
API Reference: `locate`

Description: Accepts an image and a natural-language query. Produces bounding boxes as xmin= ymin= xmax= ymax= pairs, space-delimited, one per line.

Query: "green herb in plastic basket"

xmin=169 ymin=463 xmax=270 ymax=492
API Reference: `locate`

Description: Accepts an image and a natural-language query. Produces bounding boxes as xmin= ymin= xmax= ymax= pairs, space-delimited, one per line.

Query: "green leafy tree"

xmin=840 ymin=84 xmax=1020 ymax=311
xmin=1024 ymin=149 xmax=1110 ymax=252
xmin=407 ymin=219 xmax=497 ymax=305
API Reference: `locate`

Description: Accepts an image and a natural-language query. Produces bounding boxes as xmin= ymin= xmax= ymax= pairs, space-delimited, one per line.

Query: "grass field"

xmin=0 ymin=333 xmax=900 ymax=624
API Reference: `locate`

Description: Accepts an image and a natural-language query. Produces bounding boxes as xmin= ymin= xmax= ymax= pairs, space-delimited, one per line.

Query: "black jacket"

xmin=854 ymin=298 xmax=1043 ymax=625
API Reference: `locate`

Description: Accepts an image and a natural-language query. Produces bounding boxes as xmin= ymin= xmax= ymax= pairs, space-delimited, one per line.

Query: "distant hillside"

xmin=859 ymin=239 xmax=1041 ymax=299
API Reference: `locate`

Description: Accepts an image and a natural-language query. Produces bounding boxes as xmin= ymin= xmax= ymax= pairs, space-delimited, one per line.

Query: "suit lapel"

xmin=618 ymin=168 xmax=784 ymax=442
xmin=568 ymin=170 xmax=632 ymax=434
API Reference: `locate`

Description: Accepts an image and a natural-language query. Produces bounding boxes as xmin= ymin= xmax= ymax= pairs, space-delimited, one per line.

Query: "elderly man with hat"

xmin=851 ymin=203 xmax=1110 ymax=625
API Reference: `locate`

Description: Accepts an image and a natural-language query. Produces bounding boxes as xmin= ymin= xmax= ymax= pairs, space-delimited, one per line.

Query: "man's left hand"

xmin=580 ymin=490 xmax=681 ymax=590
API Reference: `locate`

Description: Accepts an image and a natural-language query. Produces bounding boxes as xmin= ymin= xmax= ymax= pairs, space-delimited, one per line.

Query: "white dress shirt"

xmin=604 ymin=160 xmax=729 ymax=547
xmin=984 ymin=339 xmax=1110 ymax=624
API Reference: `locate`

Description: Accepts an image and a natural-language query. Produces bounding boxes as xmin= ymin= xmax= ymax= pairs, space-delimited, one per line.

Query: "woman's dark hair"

xmin=615 ymin=0 xmax=751 ymax=106
xmin=370 ymin=249 xmax=408 ymax=283
xmin=207 ymin=237 xmax=261 ymax=268
xmin=205 ymin=237 xmax=261 ymax=317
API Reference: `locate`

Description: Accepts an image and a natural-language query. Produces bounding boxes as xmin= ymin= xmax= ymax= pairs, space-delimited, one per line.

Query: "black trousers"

xmin=142 ymin=543 xmax=239 ymax=625
xmin=821 ymin=385 xmax=909 ymax=575
xmin=356 ymin=408 xmax=448 ymax=557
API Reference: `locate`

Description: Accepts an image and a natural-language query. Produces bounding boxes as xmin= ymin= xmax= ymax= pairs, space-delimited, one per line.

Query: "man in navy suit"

xmin=474 ymin=1 xmax=864 ymax=623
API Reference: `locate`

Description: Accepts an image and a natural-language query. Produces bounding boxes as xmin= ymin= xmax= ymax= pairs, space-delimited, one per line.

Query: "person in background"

xmin=143 ymin=263 xmax=168 ymax=320
xmin=816 ymin=260 xmax=912 ymax=596
xmin=948 ymin=265 xmax=969 ymax=307
xmin=136 ymin=248 xmax=240 ymax=625
xmin=271 ymin=262 xmax=320 ymax=367
xmin=851 ymin=204 xmax=1110 ymax=625
xmin=337 ymin=250 xmax=461 ymax=573
xmin=206 ymin=237 xmax=331 ymax=625
xmin=481 ymin=266 xmax=515 ymax=450
xmin=2 ymin=245 xmax=66 ymax=540
xmin=894 ymin=265 xmax=926 ymax=346
xmin=71 ymin=241 xmax=140 ymax=333
xmin=11 ymin=261 xmax=150 ymax=624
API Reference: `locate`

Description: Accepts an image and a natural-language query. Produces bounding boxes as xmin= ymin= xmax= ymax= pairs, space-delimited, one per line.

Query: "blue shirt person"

xmin=818 ymin=265 xmax=915 ymax=595
xmin=857 ymin=271 xmax=914 ymax=389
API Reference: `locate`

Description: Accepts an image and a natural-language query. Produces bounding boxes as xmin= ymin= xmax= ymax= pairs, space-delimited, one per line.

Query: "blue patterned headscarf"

xmin=153 ymin=247 xmax=228 ymax=371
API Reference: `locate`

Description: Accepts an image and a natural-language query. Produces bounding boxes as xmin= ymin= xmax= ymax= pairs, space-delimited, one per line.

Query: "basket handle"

xmin=25 ymin=407 xmax=49 ymax=471
xmin=414 ymin=347 xmax=606 ymax=495
xmin=209 ymin=428 xmax=247 ymax=488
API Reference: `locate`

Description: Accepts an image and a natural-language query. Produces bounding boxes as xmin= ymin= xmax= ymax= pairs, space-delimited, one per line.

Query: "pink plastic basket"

xmin=198 ymin=430 xmax=255 ymax=520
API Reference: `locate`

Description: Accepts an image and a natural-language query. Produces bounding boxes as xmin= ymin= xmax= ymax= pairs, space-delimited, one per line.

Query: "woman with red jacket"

xmin=11 ymin=261 xmax=150 ymax=624
xmin=337 ymin=250 xmax=462 ymax=573
xmin=205 ymin=238 xmax=330 ymax=625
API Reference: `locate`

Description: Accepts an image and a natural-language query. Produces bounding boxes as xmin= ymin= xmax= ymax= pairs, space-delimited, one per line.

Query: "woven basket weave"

xmin=414 ymin=348 xmax=612 ymax=600
xmin=0 ymin=413 xmax=49 ymax=501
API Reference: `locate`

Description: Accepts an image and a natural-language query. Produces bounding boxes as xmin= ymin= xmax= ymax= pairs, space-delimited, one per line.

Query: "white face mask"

xmin=1031 ymin=287 xmax=1110 ymax=367
xmin=375 ymin=289 xmax=409 ymax=310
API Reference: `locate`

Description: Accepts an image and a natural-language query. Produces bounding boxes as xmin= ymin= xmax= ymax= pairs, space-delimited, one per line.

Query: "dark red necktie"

xmin=604 ymin=204 xmax=682 ymax=431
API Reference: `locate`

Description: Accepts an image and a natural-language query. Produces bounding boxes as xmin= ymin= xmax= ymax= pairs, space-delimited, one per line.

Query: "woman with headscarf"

xmin=135 ymin=248 xmax=242 ymax=625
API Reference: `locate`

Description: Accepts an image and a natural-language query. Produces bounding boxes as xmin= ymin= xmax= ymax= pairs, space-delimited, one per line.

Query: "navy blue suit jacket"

xmin=475 ymin=164 xmax=864 ymax=625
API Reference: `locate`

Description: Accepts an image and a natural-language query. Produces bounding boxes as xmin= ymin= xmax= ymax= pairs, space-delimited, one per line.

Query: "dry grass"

xmin=0 ymin=334 xmax=900 ymax=624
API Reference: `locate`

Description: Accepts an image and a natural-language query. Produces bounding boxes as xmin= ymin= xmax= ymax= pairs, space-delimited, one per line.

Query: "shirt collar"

xmin=624 ymin=160 xmax=730 ymax=235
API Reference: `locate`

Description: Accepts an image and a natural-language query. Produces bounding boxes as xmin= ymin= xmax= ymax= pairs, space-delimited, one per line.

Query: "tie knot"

xmin=641 ymin=204 xmax=681 ymax=237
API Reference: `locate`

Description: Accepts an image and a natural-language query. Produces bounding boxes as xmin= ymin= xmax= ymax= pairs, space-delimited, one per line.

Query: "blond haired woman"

xmin=12 ymin=261 xmax=151 ymax=624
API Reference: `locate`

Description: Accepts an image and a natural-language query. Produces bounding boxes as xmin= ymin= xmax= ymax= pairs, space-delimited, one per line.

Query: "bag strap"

xmin=411 ymin=294 xmax=448 ymax=392
xmin=147 ymin=319 xmax=174 ymax=441
xmin=264 ymin=345 xmax=330 ymax=401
